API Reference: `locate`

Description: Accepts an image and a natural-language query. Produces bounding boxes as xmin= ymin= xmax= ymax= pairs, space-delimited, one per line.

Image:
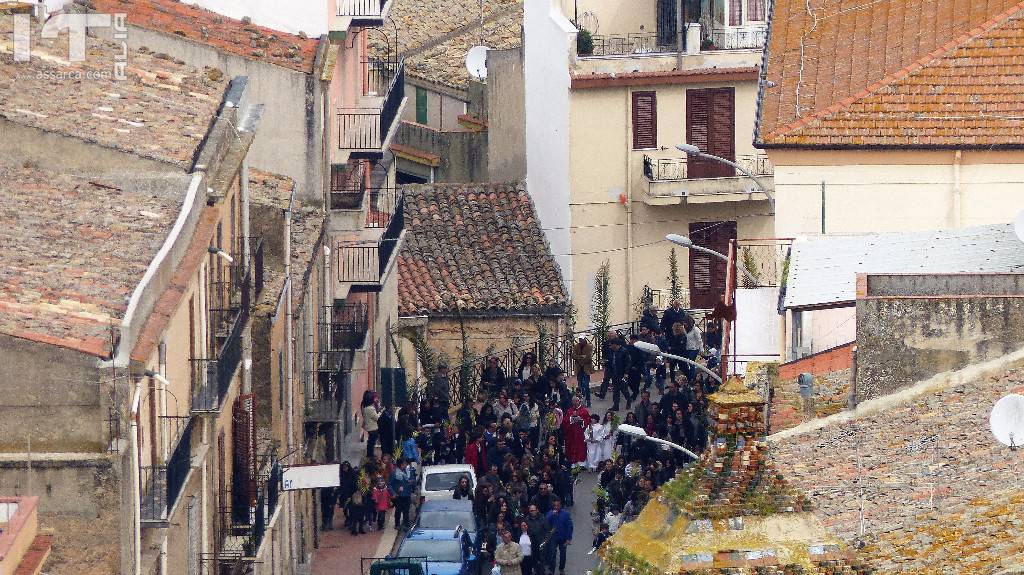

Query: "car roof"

xmin=421 ymin=464 xmax=475 ymax=475
xmin=404 ymin=528 xmax=464 ymax=541
xmin=419 ymin=499 xmax=474 ymax=513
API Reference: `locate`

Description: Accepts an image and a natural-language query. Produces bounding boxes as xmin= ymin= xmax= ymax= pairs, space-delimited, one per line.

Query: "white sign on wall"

xmin=732 ymin=287 xmax=781 ymax=375
xmin=282 ymin=464 xmax=340 ymax=491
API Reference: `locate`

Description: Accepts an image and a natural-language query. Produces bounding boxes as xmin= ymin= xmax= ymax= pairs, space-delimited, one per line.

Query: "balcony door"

xmin=688 ymin=220 xmax=736 ymax=309
xmin=686 ymin=87 xmax=735 ymax=178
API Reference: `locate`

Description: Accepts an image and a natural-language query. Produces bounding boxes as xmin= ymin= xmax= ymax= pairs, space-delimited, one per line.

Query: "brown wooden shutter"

xmin=686 ymin=88 xmax=735 ymax=178
xmin=686 ymin=89 xmax=711 ymax=178
xmin=688 ymin=221 xmax=737 ymax=308
xmin=729 ymin=0 xmax=742 ymax=25
xmin=632 ymin=91 xmax=657 ymax=149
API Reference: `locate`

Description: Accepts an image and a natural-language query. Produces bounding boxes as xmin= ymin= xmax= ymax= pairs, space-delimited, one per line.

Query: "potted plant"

xmin=577 ymin=28 xmax=594 ymax=55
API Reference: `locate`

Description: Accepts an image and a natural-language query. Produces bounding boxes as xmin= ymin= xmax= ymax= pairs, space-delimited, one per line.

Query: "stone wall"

xmin=424 ymin=315 xmax=561 ymax=367
xmin=769 ymin=365 xmax=1024 ymax=573
xmin=393 ymin=121 xmax=488 ymax=183
xmin=855 ymin=273 xmax=1024 ymax=402
xmin=486 ymin=46 xmax=526 ymax=182
xmin=0 ymin=454 xmax=126 ymax=575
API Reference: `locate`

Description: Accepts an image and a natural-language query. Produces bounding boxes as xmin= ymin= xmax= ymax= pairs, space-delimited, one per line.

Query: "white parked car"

xmin=419 ymin=464 xmax=477 ymax=503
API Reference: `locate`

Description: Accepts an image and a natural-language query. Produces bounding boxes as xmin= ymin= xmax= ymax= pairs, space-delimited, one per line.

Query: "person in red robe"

xmin=562 ymin=395 xmax=590 ymax=467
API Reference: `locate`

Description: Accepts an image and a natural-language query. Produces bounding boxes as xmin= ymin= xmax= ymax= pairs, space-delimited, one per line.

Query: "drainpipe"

xmin=129 ymin=378 xmax=143 ymax=574
xmin=952 ymin=150 xmax=962 ymax=228
xmin=241 ymin=159 xmax=252 ymax=395
xmin=284 ymin=186 xmax=297 ymax=563
xmin=624 ymin=89 xmax=634 ymax=320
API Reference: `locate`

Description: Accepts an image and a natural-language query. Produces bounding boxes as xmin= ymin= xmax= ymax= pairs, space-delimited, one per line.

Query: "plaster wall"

xmin=768 ymin=149 xmax=1024 ymax=237
xmin=487 ymin=46 xmax=527 ymax=182
xmin=566 ymin=79 xmax=771 ymax=325
xmin=524 ymin=0 xmax=576 ymax=291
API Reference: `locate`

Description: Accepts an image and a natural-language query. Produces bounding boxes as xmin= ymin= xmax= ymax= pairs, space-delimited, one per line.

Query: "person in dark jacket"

xmin=640 ymin=306 xmax=660 ymax=334
xmin=481 ymin=356 xmax=507 ymax=398
xmin=660 ymin=300 xmax=687 ymax=334
xmin=378 ymin=405 xmax=395 ymax=458
xmin=337 ymin=461 xmax=358 ymax=530
xmin=605 ymin=338 xmax=631 ymax=411
xmin=544 ymin=497 xmax=573 ymax=575
xmin=320 ymin=486 xmax=336 ymax=530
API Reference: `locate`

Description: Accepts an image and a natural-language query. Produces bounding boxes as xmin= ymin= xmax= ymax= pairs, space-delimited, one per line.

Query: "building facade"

xmin=522 ymin=0 xmax=774 ymax=326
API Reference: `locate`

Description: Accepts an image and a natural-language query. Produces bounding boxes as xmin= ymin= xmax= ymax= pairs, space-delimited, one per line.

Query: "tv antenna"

xmin=990 ymin=393 xmax=1024 ymax=449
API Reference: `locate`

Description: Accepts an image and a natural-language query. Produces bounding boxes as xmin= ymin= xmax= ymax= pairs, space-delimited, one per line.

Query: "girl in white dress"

xmin=600 ymin=411 xmax=616 ymax=462
xmin=585 ymin=414 xmax=607 ymax=471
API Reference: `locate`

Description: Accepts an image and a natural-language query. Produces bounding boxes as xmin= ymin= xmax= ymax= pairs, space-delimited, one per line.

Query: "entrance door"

xmin=688 ymin=221 xmax=737 ymax=308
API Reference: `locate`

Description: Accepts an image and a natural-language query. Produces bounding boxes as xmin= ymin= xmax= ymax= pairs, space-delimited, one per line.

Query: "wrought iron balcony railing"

xmin=326 ymin=303 xmax=369 ymax=350
xmin=338 ymin=59 xmax=405 ymax=157
xmin=586 ymin=32 xmax=675 ymax=56
xmin=335 ymin=196 xmax=403 ymax=286
xmin=330 ymin=161 xmax=368 ymax=210
xmin=304 ymin=350 xmax=352 ymax=422
xmin=140 ymin=415 xmax=194 ymax=524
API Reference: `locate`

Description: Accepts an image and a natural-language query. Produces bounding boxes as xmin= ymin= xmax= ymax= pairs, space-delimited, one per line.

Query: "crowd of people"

xmin=324 ymin=300 xmax=724 ymax=575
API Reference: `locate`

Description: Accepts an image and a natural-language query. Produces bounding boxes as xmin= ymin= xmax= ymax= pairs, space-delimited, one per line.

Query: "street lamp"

xmin=674 ymin=143 xmax=774 ymax=210
xmin=208 ymin=246 xmax=235 ymax=264
xmin=617 ymin=423 xmax=700 ymax=460
xmin=632 ymin=341 xmax=722 ymax=384
xmin=665 ymin=233 xmax=759 ymax=286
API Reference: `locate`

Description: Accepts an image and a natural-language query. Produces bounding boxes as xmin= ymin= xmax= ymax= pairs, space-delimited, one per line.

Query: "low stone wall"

xmin=424 ymin=315 xmax=561 ymax=366
xmin=770 ymin=369 xmax=851 ymax=433
xmin=855 ymin=273 xmax=1024 ymax=402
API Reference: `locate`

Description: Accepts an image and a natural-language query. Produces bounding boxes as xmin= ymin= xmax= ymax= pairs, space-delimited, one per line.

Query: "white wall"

xmin=183 ymin=0 xmax=327 ymax=36
xmin=770 ymin=149 xmax=1024 ymax=238
xmin=524 ymin=0 xmax=576 ymax=290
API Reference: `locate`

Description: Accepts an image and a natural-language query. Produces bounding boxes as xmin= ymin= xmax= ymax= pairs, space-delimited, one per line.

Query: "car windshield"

xmin=418 ymin=511 xmax=476 ymax=532
xmin=424 ymin=472 xmax=471 ymax=492
xmin=397 ymin=539 xmax=462 ymax=563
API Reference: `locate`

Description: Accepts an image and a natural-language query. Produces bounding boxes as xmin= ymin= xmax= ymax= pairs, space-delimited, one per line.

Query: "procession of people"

xmin=326 ymin=301 xmax=720 ymax=575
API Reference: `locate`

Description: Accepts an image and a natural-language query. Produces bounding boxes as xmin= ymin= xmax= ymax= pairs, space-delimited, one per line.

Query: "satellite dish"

xmin=465 ymin=45 xmax=489 ymax=80
xmin=990 ymin=394 xmax=1024 ymax=447
xmin=1014 ymin=210 xmax=1024 ymax=243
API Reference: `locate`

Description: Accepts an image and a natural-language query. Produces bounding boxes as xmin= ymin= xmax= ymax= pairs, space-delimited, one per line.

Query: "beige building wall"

xmin=566 ymin=0 xmax=658 ymax=35
xmin=769 ymin=149 xmax=1024 ymax=237
xmin=567 ymin=79 xmax=772 ymax=325
xmin=400 ymin=82 xmax=469 ymax=132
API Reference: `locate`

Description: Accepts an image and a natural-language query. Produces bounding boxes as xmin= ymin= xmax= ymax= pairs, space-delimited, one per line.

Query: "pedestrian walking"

xmin=389 ymin=458 xmax=414 ymax=531
xmin=362 ymin=394 xmax=380 ymax=458
xmin=495 ymin=529 xmax=525 ymax=575
xmin=543 ymin=497 xmax=572 ymax=575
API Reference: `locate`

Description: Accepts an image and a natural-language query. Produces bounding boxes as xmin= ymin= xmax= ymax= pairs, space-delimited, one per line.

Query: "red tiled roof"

xmin=398 ymin=182 xmax=566 ymax=315
xmin=91 ymin=0 xmax=319 ymax=73
xmin=758 ymin=0 xmax=1024 ymax=147
xmin=0 ymin=166 xmax=187 ymax=358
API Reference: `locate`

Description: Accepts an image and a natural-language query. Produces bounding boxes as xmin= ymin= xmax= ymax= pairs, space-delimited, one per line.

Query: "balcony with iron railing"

xmin=334 ymin=0 xmax=392 ymax=27
xmin=304 ymin=350 xmax=352 ymax=422
xmin=335 ymin=193 xmax=404 ymax=290
xmin=641 ymin=153 xmax=774 ymax=205
xmin=326 ymin=303 xmax=369 ymax=350
xmin=337 ymin=58 xmax=405 ymax=160
xmin=140 ymin=415 xmax=194 ymax=526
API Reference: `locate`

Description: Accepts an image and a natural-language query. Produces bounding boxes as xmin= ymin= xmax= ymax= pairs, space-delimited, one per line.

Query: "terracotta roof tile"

xmin=0 ymin=17 xmax=228 ymax=167
xmin=398 ymin=182 xmax=566 ymax=315
xmin=374 ymin=0 xmax=521 ymax=92
xmin=91 ymin=0 xmax=319 ymax=73
xmin=0 ymin=165 xmax=188 ymax=357
xmin=759 ymin=0 xmax=1024 ymax=147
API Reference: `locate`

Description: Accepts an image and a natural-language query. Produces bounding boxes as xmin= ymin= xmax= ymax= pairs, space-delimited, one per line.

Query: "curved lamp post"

xmin=674 ymin=143 xmax=774 ymax=210
xmin=632 ymin=341 xmax=722 ymax=384
xmin=617 ymin=423 xmax=699 ymax=460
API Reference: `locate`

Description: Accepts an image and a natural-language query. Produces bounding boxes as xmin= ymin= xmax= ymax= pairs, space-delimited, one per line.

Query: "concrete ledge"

xmin=769 ymin=344 xmax=1024 ymax=442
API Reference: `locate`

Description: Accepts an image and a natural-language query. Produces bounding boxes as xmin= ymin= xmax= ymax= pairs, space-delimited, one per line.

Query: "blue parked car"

xmin=392 ymin=527 xmax=480 ymax=575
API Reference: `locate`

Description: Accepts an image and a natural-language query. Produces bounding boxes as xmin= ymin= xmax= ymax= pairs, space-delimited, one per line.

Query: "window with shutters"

xmin=747 ymin=0 xmax=766 ymax=21
xmin=632 ymin=91 xmax=657 ymax=149
xmin=685 ymin=87 xmax=735 ymax=179
xmin=415 ymin=86 xmax=428 ymax=125
xmin=688 ymin=221 xmax=737 ymax=308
